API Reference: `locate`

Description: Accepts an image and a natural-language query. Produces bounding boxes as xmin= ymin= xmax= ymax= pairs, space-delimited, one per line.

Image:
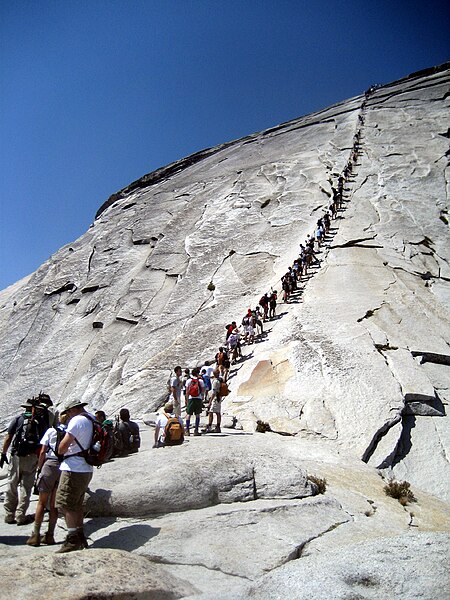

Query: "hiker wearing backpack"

xmin=154 ymin=402 xmax=184 ymax=447
xmin=117 ymin=408 xmax=141 ymax=455
xmin=203 ymin=369 xmax=228 ymax=433
xmin=216 ymin=347 xmax=230 ymax=382
xmin=184 ymin=367 xmax=205 ymax=436
xmin=1 ymin=400 xmax=47 ymax=526
xmin=54 ymin=400 xmax=95 ymax=553
xmin=26 ymin=410 xmax=69 ymax=547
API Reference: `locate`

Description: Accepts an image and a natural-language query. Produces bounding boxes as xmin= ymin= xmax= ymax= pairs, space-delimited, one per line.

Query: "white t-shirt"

xmin=155 ymin=413 xmax=183 ymax=444
xmin=60 ymin=413 xmax=94 ymax=473
xmin=201 ymin=365 xmax=215 ymax=378
xmin=170 ymin=376 xmax=183 ymax=400
xmin=40 ymin=427 xmax=58 ymax=460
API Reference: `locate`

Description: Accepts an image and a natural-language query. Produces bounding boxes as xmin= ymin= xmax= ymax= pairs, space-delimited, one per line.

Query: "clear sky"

xmin=1 ymin=0 xmax=449 ymax=290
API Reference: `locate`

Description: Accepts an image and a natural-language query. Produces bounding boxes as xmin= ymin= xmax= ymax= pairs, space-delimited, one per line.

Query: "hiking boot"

xmin=55 ymin=531 xmax=85 ymax=553
xmin=214 ymin=426 xmax=221 ymax=433
xmin=185 ymin=430 xmax=190 ymax=436
xmin=41 ymin=532 xmax=56 ymax=545
xmin=26 ymin=532 xmax=41 ymax=547
xmin=16 ymin=514 xmax=34 ymax=526
xmin=78 ymin=529 xmax=89 ymax=549
xmin=201 ymin=426 xmax=211 ymax=434
xmin=193 ymin=430 xmax=201 ymax=436
xmin=4 ymin=515 xmax=16 ymax=525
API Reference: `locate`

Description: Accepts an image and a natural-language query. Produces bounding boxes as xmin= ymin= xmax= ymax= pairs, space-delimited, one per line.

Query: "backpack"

xmin=259 ymin=295 xmax=267 ymax=307
xmin=188 ymin=377 xmax=201 ymax=398
xmin=163 ymin=414 xmax=184 ymax=446
xmin=12 ymin=414 xmax=41 ymax=457
xmin=51 ymin=425 xmax=69 ymax=463
xmin=220 ymin=381 xmax=230 ymax=397
xmin=73 ymin=415 xmax=110 ymax=468
xmin=112 ymin=418 xmax=124 ymax=457
xmin=123 ymin=422 xmax=141 ymax=453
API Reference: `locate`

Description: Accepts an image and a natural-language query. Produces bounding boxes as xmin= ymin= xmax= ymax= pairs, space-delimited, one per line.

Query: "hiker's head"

xmin=119 ymin=408 xmax=130 ymax=422
xmin=64 ymin=400 xmax=88 ymax=418
xmin=58 ymin=410 xmax=70 ymax=426
xmin=218 ymin=346 xmax=224 ymax=352
xmin=213 ymin=369 xmax=220 ymax=378
xmin=192 ymin=367 xmax=200 ymax=377
xmin=164 ymin=402 xmax=174 ymax=413
xmin=95 ymin=410 xmax=107 ymax=423
xmin=174 ymin=365 xmax=182 ymax=376
xmin=38 ymin=392 xmax=52 ymax=406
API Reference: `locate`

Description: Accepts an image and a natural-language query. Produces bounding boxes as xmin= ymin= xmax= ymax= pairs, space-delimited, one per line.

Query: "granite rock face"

xmin=0 ymin=64 xmax=449 ymax=599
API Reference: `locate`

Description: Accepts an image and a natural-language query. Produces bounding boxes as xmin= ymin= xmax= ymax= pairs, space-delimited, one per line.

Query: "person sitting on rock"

xmin=154 ymin=402 xmax=184 ymax=448
xmin=118 ymin=408 xmax=140 ymax=454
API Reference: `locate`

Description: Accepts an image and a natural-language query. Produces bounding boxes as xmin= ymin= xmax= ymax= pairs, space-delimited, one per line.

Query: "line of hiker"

xmin=1 ymin=91 xmax=372 ymax=554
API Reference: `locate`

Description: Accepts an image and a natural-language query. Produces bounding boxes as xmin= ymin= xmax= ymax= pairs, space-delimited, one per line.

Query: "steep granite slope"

xmin=0 ymin=65 xmax=449 ymax=599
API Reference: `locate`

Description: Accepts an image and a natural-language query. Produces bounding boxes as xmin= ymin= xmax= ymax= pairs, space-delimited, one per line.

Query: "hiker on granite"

xmin=169 ymin=366 xmax=183 ymax=417
xmin=55 ymin=400 xmax=95 ymax=553
xmin=184 ymin=367 xmax=205 ymax=436
xmin=1 ymin=400 xmax=48 ymax=526
xmin=154 ymin=402 xmax=184 ymax=447
xmin=259 ymin=293 xmax=269 ymax=321
xmin=26 ymin=410 xmax=70 ymax=547
xmin=203 ymin=370 xmax=223 ymax=434
xmin=182 ymin=368 xmax=190 ymax=402
xmin=117 ymin=408 xmax=141 ymax=455
xmin=216 ymin=346 xmax=230 ymax=381
xmin=269 ymin=290 xmax=277 ymax=319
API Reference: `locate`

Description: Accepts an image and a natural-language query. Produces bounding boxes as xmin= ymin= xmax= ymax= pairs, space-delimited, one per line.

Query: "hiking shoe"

xmin=214 ymin=426 xmax=221 ymax=433
xmin=193 ymin=430 xmax=201 ymax=436
xmin=78 ymin=529 xmax=89 ymax=549
xmin=55 ymin=532 xmax=85 ymax=553
xmin=185 ymin=430 xmax=190 ymax=436
xmin=41 ymin=532 xmax=56 ymax=545
xmin=26 ymin=533 xmax=41 ymax=547
xmin=4 ymin=515 xmax=16 ymax=525
xmin=16 ymin=514 xmax=34 ymax=526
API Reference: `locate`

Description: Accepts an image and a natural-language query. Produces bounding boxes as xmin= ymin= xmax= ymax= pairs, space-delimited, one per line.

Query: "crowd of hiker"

xmin=1 ymin=394 xmax=140 ymax=552
xmin=1 ymin=90 xmax=370 ymax=553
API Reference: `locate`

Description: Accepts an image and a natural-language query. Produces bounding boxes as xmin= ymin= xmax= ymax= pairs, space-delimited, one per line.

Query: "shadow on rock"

xmin=0 ymin=534 xmax=28 ymax=546
xmin=89 ymin=523 xmax=160 ymax=551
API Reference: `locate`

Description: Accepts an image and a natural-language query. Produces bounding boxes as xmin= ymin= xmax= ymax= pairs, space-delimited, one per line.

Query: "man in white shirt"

xmin=55 ymin=400 xmax=94 ymax=553
xmin=170 ymin=366 xmax=183 ymax=417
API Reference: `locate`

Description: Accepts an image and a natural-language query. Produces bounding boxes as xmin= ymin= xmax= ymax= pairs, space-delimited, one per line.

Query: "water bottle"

xmin=93 ymin=441 xmax=101 ymax=453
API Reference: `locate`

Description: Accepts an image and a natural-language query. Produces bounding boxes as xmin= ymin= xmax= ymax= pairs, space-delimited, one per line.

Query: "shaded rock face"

xmin=0 ymin=65 xmax=449 ymax=599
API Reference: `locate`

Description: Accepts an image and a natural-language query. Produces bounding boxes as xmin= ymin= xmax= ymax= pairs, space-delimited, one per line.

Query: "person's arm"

xmin=58 ymin=432 xmax=75 ymax=456
xmin=1 ymin=433 xmax=13 ymax=455
xmin=37 ymin=444 xmax=48 ymax=470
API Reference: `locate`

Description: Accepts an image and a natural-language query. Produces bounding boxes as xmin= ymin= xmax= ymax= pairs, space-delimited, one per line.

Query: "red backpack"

xmin=73 ymin=414 xmax=111 ymax=468
xmin=188 ymin=377 xmax=201 ymax=398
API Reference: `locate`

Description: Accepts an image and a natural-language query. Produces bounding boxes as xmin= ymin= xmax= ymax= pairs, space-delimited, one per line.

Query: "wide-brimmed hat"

xmin=63 ymin=400 xmax=88 ymax=411
xmin=21 ymin=402 xmax=35 ymax=410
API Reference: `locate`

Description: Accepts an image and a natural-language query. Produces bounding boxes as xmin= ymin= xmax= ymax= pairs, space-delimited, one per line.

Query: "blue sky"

xmin=1 ymin=0 xmax=449 ymax=290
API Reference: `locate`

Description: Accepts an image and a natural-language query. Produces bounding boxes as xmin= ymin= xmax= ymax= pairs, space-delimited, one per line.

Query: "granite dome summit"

xmin=1 ymin=64 xmax=449 ymax=598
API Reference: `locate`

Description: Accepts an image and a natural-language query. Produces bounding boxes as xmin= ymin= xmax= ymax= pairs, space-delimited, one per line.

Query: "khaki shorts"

xmin=37 ymin=459 xmax=61 ymax=494
xmin=55 ymin=471 xmax=93 ymax=512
